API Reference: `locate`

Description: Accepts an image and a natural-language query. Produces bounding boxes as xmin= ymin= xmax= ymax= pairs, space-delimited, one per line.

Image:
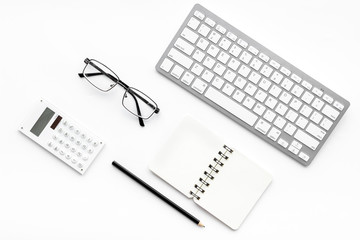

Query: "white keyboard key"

xmin=175 ymin=38 xmax=195 ymax=55
xmin=288 ymin=145 xmax=300 ymax=155
xmin=269 ymin=85 xmax=282 ymax=98
xmin=274 ymin=116 xmax=286 ymax=129
xmin=248 ymin=46 xmax=259 ymax=55
xmin=194 ymin=10 xmax=205 ymax=20
xmin=243 ymin=96 xmax=256 ymax=109
xmin=323 ymin=94 xmax=334 ymax=104
xmin=228 ymin=58 xmax=241 ymax=71
xmin=191 ymin=78 xmax=207 ymax=94
xmin=265 ymin=96 xmax=278 ymax=109
xmin=248 ymin=72 xmax=261 ymax=84
xmin=208 ymin=31 xmax=221 ymax=44
xmin=312 ymin=87 xmax=323 ymax=97
xmin=219 ymin=38 xmax=231 ymax=51
xmin=280 ymin=66 xmax=291 ymax=76
xmin=259 ymin=78 xmax=271 ymax=91
xmin=207 ymin=45 xmax=220 ymax=57
xmin=299 ymin=152 xmax=310 ymax=161
xmin=217 ymin=51 xmax=230 ymax=64
xmin=233 ymin=90 xmax=245 ymax=103
xmin=301 ymin=80 xmax=312 ymax=90
xmin=320 ymin=117 xmax=333 ymax=131
xmin=203 ymin=56 xmax=216 ymax=69
xmin=259 ymin=53 xmax=269 ymax=62
xmin=322 ymin=104 xmax=339 ymax=120
xmin=260 ymin=64 xmax=273 ymax=78
xmin=285 ymin=109 xmax=298 ymax=122
xmin=181 ymin=71 xmax=194 ymax=85
xmin=168 ymin=48 xmax=193 ymax=69
xmin=215 ymin=24 xmax=226 ymax=34
xmin=191 ymin=63 xmax=204 ymax=76
xmin=222 ymin=83 xmax=235 ymax=96
xmin=311 ymin=98 xmax=325 ymax=111
xmin=238 ymin=65 xmax=251 ymax=77
xmin=280 ymin=78 xmax=294 ymax=91
xmin=284 ymin=123 xmax=297 ymax=136
xmin=160 ymin=58 xmax=173 ymax=72
xmin=205 ymin=87 xmax=258 ymax=126
xmin=201 ymin=70 xmax=214 ymax=82
xmin=289 ymin=98 xmax=303 ymax=111
xmin=237 ymin=39 xmax=248 ymax=48
xmin=294 ymin=129 xmax=319 ymax=150
xmin=255 ymin=119 xmax=271 ymax=134
xmin=278 ymin=138 xmax=289 ymax=148
xmin=198 ymin=24 xmax=211 ymax=37
xmin=310 ymin=111 xmax=323 ymax=124
xmin=306 ymin=123 xmax=326 ymax=141
xmin=224 ymin=70 xmax=236 ymax=82
xmin=264 ymin=110 xmax=276 ymax=122
xmin=171 ymin=65 xmax=184 ymax=79
xmin=267 ymin=127 xmax=281 ymax=141
xmin=239 ymin=51 xmax=252 ymax=64
xmin=250 ymin=58 xmax=263 ymax=71
xmin=187 ymin=17 xmax=200 ymax=30
xmin=212 ymin=76 xmax=224 ymax=89
xmin=270 ymin=71 xmax=283 ymax=84
xmin=333 ymin=101 xmax=344 ymax=111
xmin=196 ymin=38 xmax=209 ymax=51
xmin=301 ymin=91 xmax=314 ymax=104
xmin=226 ymin=32 xmax=237 ymax=41
xmin=214 ymin=63 xmax=226 ymax=76
xmin=291 ymin=73 xmax=302 ymax=83
xmin=229 ymin=44 xmax=242 ymax=57
xmin=291 ymin=85 xmax=304 ymax=98
xmin=181 ymin=27 xmax=199 ymax=44
xmin=300 ymin=105 xmax=313 ymax=118
xmin=244 ymin=83 xmax=257 ymax=96
xmin=253 ymin=103 xmax=266 ymax=116
xmin=205 ymin=17 xmax=215 ymax=27
xmin=296 ymin=116 xmax=308 ymax=129
xmin=279 ymin=91 xmax=292 ymax=104
xmin=255 ymin=90 xmax=267 ymax=102
xmin=275 ymin=103 xmax=288 ymax=116
xmin=269 ymin=59 xmax=280 ymax=69
xmin=234 ymin=77 xmax=247 ymax=89
xmin=193 ymin=49 xmax=205 ymax=62
xmin=291 ymin=140 xmax=303 ymax=151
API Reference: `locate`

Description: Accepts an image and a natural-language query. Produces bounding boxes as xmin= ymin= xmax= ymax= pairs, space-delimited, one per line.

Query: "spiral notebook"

xmin=149 ymin=116 xmax=272 ymax=230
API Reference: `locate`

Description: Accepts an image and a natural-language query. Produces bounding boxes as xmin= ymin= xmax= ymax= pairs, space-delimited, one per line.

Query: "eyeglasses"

xmin=78 ymin=58 xmax=160 ymax=127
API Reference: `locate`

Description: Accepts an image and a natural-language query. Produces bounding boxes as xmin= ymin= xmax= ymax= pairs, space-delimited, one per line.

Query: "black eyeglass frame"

xmin=78 ymin=58 xmax=160 ymax=127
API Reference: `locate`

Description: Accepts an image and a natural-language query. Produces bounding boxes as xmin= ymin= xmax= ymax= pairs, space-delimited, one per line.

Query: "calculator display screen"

xmin=30 ymin=107 xmax=55 ymax=137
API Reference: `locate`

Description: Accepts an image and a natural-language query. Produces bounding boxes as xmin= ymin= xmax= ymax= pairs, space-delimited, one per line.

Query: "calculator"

xmin=19 ymin=99 xmax=105 ymax=175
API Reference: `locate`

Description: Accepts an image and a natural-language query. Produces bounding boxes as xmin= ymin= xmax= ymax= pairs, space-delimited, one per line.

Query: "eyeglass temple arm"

xmin=127 ymin=91 xmax=145 ymax=127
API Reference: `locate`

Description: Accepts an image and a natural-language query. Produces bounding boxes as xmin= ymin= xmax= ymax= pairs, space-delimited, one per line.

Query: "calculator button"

xmin=81 ymin=134 xmax=86 ymax=139
xmin=54 ymin=146 xmax=59 ymax=151
xmin=76 ymin=152 xmax=82 ymax=157
xmin=93 ymin=142 xmax=98 ymax=147
xmin=69 ymin=125 xmax=74 ymax=130
xmin=75 ymin=129 xmax=80 ymax=135
xmin=64 ymin=143 xmax=70 ymax=148
xmin=70 ymin=136 xmax=75 ymax=142
xmin=64 ymin=132 xmax=69 ymax=138
xmin=59 ymin=139 xmax=64 ymax=144
xmin=83 ymin=156 xmax=88 ymax=161
xmin=58 ymin=128 xmax=63 ymax=133
xmin=52 ymin=135 xmax=57 ymax=140
xmin=63 ymin=121 xmax=68 ymax=126
xmin=82 ymin=144 xmax=87 ymax=150
xmin=76 ymin=140 xmax=81 ymax=145
xmin=88 ymin=149 xmax=93 ymax=154
xmin=48 ymin=142 xmax=53 ymax=147
xmin=71 ymin=147 xmax=76 ymax=153
xmin=87 ymin=137 xmax=92 ymax=143
xmin=77 ymin=163 xmax=83 ymax=168
xmin=71 ymin=159 xmax=77 ymax=164
xmin=66 ymin=154 xmax=71 ymax=159
xmin=59 ymin=150 xmax=65 ymax=155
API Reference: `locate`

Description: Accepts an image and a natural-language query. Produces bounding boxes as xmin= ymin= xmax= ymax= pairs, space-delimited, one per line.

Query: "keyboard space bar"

xmin=204 ymin=87 xmax=258 ymax=126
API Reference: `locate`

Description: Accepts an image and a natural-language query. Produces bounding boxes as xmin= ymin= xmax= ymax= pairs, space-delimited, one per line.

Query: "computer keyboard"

xmin=156 ymin=4 xmax=350 ymax=166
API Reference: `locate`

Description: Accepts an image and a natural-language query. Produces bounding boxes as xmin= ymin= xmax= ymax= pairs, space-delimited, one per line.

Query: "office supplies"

xmin=19 ymin=99 xmax=105 ymax=175
xmin=156 ymin=4 xmax=350 ymax=166
xmin=112 ymin=161 xmax=204 ymax=227
xmin=78 ymin=58 xmax=160 ymax=127
xmin=149 ymin=116 xmax=272 ymax=230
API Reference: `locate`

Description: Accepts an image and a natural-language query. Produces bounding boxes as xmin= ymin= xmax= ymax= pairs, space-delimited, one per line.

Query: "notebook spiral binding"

xmin=190 ymin=145 xmax=233 ymax=200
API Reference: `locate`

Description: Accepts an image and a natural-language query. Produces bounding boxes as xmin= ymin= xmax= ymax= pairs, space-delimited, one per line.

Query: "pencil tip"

xmin=198 ymin=222 xmax=205 ymax=227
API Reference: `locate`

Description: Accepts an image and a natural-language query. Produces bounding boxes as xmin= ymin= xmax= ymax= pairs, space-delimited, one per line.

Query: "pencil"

xmin=112 ymin=161 xmax=204 ymax=227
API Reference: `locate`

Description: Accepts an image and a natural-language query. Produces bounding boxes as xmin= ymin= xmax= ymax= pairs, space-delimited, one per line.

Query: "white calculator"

xmin=19 ymin=99 xmax=105 ymax=175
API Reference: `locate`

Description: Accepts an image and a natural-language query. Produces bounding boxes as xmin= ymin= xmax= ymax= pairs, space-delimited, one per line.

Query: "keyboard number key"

xmin=208 ymin=31 xmax=221 ymax=44
xmin=198 ymin=24 xmax=211 ymax=37
xmin=196 ymin=38 xmax=209 ymax=51
xmin=239 ymin=51 xmax=252 ymax=64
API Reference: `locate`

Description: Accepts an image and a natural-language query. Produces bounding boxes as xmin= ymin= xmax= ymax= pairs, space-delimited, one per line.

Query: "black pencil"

xmin=112 ymin=161 xmax=204 ymax=227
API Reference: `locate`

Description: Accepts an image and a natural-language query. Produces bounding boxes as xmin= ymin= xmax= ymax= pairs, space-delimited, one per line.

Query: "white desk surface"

xmin=1 ymin=0 xmax=359 ymax=239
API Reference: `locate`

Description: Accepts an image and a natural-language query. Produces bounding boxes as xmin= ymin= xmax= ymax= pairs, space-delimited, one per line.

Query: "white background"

xmin=1 ymin=0 xmax=359 ymax=239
